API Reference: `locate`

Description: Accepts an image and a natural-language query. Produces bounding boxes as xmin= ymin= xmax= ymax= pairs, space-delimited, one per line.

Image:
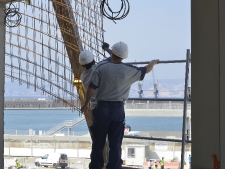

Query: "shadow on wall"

xmin=149 ymin=151 xmax=160 ymax=160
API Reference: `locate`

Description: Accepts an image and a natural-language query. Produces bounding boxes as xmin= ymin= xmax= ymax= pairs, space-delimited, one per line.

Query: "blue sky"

xmin=103 ymin=0 xmax=191 ymax=79
xmin=5 ymin=0 xmax=191 ymax=84
xmin=4 ymin=0 xmax=191 ymax=97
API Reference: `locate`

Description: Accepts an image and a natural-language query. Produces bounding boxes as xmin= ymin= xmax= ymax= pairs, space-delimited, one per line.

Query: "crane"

xmin=138 ymin=81 xmax=144 ymax=98
xmin=131 ymin=69 xmax=159 ymax=98
xmin=152 ymin=69 xmax=159 ymax=98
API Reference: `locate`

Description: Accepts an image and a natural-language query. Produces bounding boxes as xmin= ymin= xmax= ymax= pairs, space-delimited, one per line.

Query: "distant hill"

xmin=4 ymin=78 xmax=189 ymax=98
xmin=5 ymin=81 xmax=45 ymax=98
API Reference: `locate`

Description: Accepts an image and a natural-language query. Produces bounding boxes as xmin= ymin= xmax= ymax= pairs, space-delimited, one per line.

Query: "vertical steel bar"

xmin=31 ymin=138 xmax=33 ymax=157
xmin=180 ymin=49 xmax=191 ymax=169
xmin=9 ymin=138 xmax=11 ymax=157
xmin=0 ymin=2 xmax=5 ymax=168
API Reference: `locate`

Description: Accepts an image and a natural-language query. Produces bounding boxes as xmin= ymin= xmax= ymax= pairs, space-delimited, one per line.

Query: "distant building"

xmin=4 ymin=98 xmax=80 ymax=109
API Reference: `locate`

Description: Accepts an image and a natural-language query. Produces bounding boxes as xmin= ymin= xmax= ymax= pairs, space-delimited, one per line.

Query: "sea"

xmin=4 ymin=109 xmax=183 ymax=135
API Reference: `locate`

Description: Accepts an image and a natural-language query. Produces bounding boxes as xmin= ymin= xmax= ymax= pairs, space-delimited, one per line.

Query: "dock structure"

xmin=44 ymin=116 xmax=85 ymax=136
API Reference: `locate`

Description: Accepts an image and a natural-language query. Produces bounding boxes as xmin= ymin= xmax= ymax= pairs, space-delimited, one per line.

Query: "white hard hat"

xmin=15 ymin=158 xmax=18 ymax=162
xmin=79 ymin=50 xmax=94 ymax=65
xmin=111 ymin=41 xmax=128 ymax=59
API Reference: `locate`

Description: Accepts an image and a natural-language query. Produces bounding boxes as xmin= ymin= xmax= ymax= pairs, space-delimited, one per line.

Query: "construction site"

xmin=0 ymin=0 xmax=225 ymax=169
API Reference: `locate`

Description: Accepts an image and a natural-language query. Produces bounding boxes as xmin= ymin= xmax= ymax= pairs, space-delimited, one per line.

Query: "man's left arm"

xmin=81 ymin=87 xmax=95 ymax=113
xmin=81 ymin=66 xmax=100 ymax=113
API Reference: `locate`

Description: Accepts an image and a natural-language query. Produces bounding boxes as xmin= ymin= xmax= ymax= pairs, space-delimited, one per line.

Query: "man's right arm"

xmin=104 ymin=48 xmax=112 ymax=55
xmin=102 ymin=42 xmax=112 ymax=55
xmin=145 ymin=60 xmax=159 ymax=73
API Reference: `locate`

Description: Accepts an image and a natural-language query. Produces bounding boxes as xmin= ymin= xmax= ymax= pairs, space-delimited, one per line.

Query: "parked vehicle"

xmin=35 ymin=153 xmax=68 ymax=168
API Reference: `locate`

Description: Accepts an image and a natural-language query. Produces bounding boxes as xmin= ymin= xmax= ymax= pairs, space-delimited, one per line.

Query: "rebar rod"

xmin=125 ymin=60 xmax=188 ymax=65
xmin=180 ymin=49 xmax=191 ymax=169
xmin=124 ymin=135 xmax=191 ymax=143
xmin=127 ymin=97 xmax=191 ymax=102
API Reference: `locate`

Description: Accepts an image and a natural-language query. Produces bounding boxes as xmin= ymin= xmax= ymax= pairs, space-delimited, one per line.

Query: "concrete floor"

xmin=5 ymin=157 xmax=191 ymax=169
xmin=4 ymin=157 xmax=90 ymax=169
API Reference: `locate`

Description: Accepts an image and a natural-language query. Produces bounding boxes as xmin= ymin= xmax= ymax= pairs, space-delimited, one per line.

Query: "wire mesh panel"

xmin=5 ymin=0 xmax=105 ymax=110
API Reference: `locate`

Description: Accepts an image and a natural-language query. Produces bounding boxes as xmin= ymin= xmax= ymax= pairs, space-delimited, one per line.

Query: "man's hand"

xmin=152 ymin=59 xmax=159 ymax=65
xmin=102 ymin=42 xmax=110 ymax=50
xmin=146 ymin=59 xmax=160 ymax=73
xmin=81 ymin=103 xmax=88 ymax=113
xmin=102 ymin=42 xmax=112 ymax=55
xmin=81 ymin=87 xmax=95 ymax=114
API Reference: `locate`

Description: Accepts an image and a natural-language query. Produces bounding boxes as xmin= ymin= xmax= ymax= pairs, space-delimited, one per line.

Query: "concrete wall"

xmin=4 ymin=135 xmax=190 ymax=162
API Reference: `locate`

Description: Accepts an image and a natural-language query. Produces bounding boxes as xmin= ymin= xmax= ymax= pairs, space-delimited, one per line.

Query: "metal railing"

xmin=125 ymin=100 xmax=191 ymax=110
xmin=44 ymin=116 xmax=85 ymax=135
xmin=4 ymin=129 xmax=29 ymax=135
xmin=124 ymin=50 xmax=191 ymax=169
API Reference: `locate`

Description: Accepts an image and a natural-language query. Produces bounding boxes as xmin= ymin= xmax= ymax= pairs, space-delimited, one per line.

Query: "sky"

xmin=102 ymin=0 xmax=191 ymax=80
xmin=4 ymin=0 xmax=191 ymax=93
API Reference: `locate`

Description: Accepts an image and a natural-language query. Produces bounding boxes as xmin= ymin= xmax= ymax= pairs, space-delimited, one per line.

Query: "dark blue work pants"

xmin=89 ymin=108 xmax=96 ymax=140
xmin=89 ymin=101 xmax=125 ymax=169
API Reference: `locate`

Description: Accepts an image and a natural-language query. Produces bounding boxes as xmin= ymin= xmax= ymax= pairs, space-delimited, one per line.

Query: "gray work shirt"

xmin=80 ymin=64 xmax=97 ymax=110
xmin=89 ymin=61 xmax=146 ymax=101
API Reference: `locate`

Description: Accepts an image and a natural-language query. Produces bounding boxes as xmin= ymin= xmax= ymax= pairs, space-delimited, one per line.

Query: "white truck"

xmin=35 ymin=153 xmax=68 ymax=168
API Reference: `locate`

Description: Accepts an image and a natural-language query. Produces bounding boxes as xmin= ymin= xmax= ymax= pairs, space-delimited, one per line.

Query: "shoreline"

xmin=4 ymin=108 xmax=77 ymax=112
xmin=5 ymin=108 xmax=191 ymax=117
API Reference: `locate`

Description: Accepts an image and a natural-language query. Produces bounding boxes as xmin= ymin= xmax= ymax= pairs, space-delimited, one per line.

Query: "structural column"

xmin=0 ymin=2 xmax=5 ymax=168
xmin=219 ymin=1 xmax=225 ymax=168
xmin=192 ymin=0 xmax=225 ymax=168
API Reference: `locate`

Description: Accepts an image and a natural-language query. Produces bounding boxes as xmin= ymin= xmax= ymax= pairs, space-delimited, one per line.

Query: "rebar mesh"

xmin=5 ymin=0 xmax=105 ymax=110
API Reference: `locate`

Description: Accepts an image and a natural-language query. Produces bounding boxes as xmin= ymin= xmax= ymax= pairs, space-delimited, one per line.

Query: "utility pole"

xmin=0 ymin=1 xmax=5 ymax=167
xmin=138 ymin=81 xmax=143 ymax=98
xmin=152 ymin=69 xmax=159 ymax=98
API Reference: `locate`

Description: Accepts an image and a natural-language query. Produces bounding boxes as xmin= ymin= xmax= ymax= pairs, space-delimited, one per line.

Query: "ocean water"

xmin=4 ymin=109 xmax=183 ymax=135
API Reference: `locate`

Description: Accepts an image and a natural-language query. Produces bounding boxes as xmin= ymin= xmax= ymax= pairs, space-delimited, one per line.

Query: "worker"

xmin=148 ymin=160 xmax=152 ymax=169
xmin=81 ymin=41 xmax=159 ymax=169
xmin=154 ymin=163 xmax=158 ymax=169
xmin=160 ymin=157 xmax=164 ymax=169
xmin=15 ymin=158 xmax=21 ymax=169
xmin=79 ymin=49 xmax=111 ymax=137
xmin=79 ymin=50 xmax=98 ymax=125
xmin=79 ymin=47 xmax=123 ymax=168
